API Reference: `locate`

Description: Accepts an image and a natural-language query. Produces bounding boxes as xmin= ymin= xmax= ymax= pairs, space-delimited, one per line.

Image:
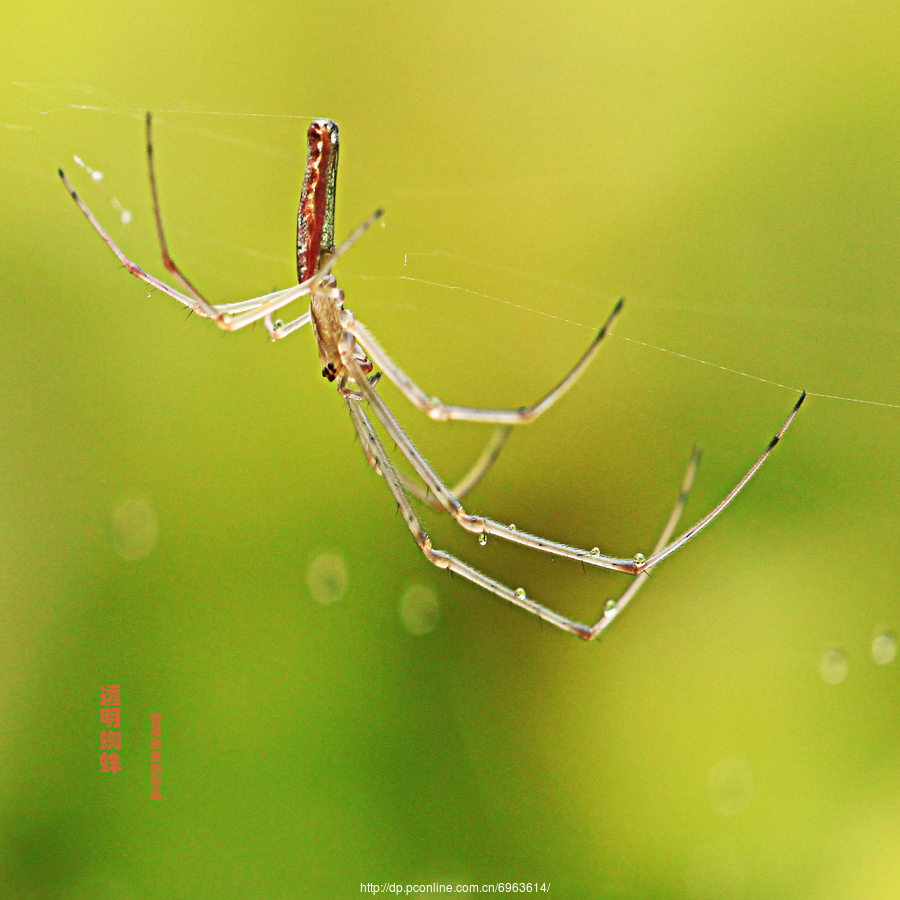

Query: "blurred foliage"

xmin=1 ymin=0 xmax=899 ymax=897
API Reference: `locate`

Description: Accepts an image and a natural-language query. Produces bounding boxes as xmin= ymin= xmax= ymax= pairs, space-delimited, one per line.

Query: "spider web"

xmin=5 ymin=79 xmax=895 ymax=417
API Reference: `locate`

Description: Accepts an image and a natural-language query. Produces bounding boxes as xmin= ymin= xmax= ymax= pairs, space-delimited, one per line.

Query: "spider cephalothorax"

xmin=308 ymin=273 xmax=372 ymax=382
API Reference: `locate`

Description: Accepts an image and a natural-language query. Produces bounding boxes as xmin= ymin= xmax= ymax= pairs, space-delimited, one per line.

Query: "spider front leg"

xmin=59 ymin=168 xmax=313 ymax=325
xmin=59 ymin=168 xmax=381 ymax=334
xmin=146 ymin=110 xmax=345 ymax=342
xmin=145 ymin=111 xmax=206 ymax=303
xmin=145 ymin=112 xmax=310 ymax=345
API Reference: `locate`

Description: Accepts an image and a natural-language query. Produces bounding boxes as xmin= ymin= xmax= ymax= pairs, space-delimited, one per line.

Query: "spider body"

xmin=297 ymin=118 xmax=340 ymax=283
xmin=310 ymin=275 xmax=372 ymax=382
xmin=59 ymin=115 xmax=805 ymax=640
xmin=296 ymin=119 xmax=371 ymax=383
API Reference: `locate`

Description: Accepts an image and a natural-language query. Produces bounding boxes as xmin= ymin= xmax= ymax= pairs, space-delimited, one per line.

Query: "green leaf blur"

xmin=1 ymin=0 xmax=898 ymax=897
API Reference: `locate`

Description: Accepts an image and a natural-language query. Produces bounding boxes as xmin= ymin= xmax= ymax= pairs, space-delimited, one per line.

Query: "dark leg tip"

xmin=58 ymin=170 xmax=77 ymax=199
xmin=795 ymin=390 xmax=807 ymax=410
xmin=597 ymin=298 xmax=625 ymax=339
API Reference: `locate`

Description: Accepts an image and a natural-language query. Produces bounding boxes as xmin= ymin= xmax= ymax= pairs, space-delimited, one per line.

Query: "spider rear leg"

xmin=585 ymin=447 xmax=701 ymax=638
xmin=339 ymin=338 xmax=804 ymax=579
xmin=340 ymin=343 xmax=638 ymax=574
xmin=348 ymin=391 xmax=705 ymax=638
xmin=341 ymin=298 xmax=624 ymax=425
xmin=401 ymin=425 xmax=513 ymax=508
xmin=345 ymin=396 xmax=597 ymax=639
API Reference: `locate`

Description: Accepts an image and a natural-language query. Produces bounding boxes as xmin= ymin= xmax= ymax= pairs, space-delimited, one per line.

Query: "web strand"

xmin=11 ymin=82 xmax=894 ymax=414
xmin=370 ymin=272 xmax=899 ymax=412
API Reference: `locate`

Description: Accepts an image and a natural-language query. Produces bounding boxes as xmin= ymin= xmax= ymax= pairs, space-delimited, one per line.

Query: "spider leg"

xmin=145 ymin=112 xmax=206 ymax=303
xmin=340 ymin=340 xmax=805 ymax=578
xmin=266 ymin=311 xmax=313 ymax=340
xmin=61 ymin=168 xmax=224 ymax=319
xmin=350 ymin=395 xmax=709 ymax=638
xmin=401 ymin=426 xmax=513 ymax=508
xmin=59 ymin=168 xmax=381 ymax=333
xmin=340 ymin=346 xmax=637 ymax=573
xmin=587 ymin=447 xmax=701 ymax=638
xmin=346 ymin=408 xmax=513 ymax=507
xmin=345 ymin=396 xmax=597 ymax=639
xmin=639 ymin=391 xmax=806 ymax=571
xmin=60 ymin=167 xmax=313 ymax=326
xmin=340 ymin=298 xmax=623 ymax=424
xmin=147 ymin=111 xmax=305 ymax=328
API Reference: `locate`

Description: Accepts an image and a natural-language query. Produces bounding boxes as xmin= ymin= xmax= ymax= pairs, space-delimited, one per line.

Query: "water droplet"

xmin=515 ymin=588 xmax=526 ymax=599
xmin=306 ymin=553 xmax=348 ymax=605
xmin=274 ymin=319 xmax=284 ymax=329
xmin=820 ymin=648 xmax=848 ymax=684
xmin=706 ymin=756 xmax=754 ymax=816
xmin=590 ymin=547 xmax=601 ymax=557
xmin=605 ymin=599 xmax=617 ymax=614
xmin=110 ymin=498 xmax=159 ymax=561
xmin=120 ymin=210 xmax=132 ymax=225
xmin=508 ymin=523 xmax=517 ymax=531
xmin=872 ymin=632 xmax=896 ymax=665
xmin=91 ymin=170 xmax=103 ymax=181
xmin=478 ymin=533 xmax=488 ymax=546
xmin=399 ymin=584 xmax=439 ymax=635
xmin=633 ymin=552 xmax=646 ymax=565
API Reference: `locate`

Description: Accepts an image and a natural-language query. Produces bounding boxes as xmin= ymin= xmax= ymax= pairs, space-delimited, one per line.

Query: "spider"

xmin=59 ymin=115 xmax=805 ymax=640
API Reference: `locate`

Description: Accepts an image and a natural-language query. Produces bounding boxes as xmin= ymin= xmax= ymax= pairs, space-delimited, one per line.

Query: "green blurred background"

xmin=2 ymin=0 xmax=899 ymax=897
